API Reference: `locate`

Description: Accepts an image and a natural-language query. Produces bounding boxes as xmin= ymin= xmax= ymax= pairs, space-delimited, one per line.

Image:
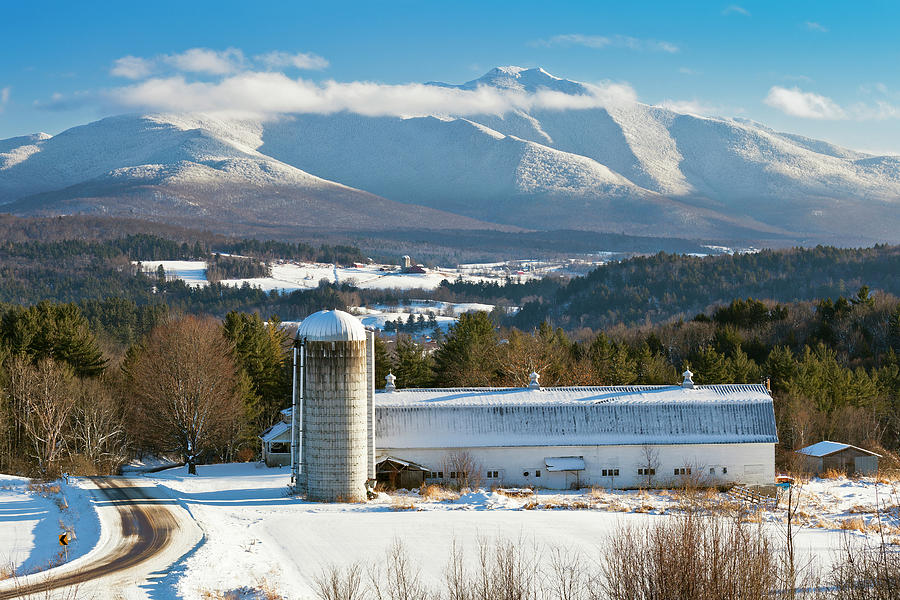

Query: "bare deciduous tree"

xmin=126 ymin=316 xmax=243 ymax=474
xmin=70 ymin=376 xmax=126 ymax=472
xmin=6 ymin=356 xmax=76 ymax=474
xmin=442 ymin=450 xmax=483 ymax=490
xmin=639 ymin=444 xmax=660 ymax=488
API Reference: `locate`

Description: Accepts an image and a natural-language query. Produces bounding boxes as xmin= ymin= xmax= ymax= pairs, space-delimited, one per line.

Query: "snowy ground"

xmin=136 ymin=255 xmax=610 ymax=294
xmin=134 ymin=465 xmax=893 ymax=599
xmin=0 ymin=474 xmax=100 ymax=578
xmin=2 ymin=464 xmax=895 ymax=599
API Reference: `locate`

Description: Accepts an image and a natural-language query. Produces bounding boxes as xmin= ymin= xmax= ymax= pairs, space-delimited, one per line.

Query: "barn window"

xmin=601 ymin=468 xmax=620 ymax=477
xmin=450 ymin=471 xmax=458 ymax=479
xmin=723 ymin=467 xmax=728 ymax=474
xmin=535 ymin=470 xmax=541 ymax=477
xmin=486 ymin=470 xmax=500 ymax=479
xmin=637 ymin=468 xmax=656 ymax=476
xmin=523 ymin=471 xmax=530 ymax=477
xmin=438 ymin=472 xmax=444 ymax=478
xmin=674 ymin=467 xmax=692 ymax=476
xmin=709 ymin=467 xmax=715 ymax=475
xmin=269 ymin=442 xmax=289 ymax=453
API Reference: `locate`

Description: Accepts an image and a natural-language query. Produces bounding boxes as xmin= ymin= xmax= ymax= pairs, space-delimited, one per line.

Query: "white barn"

xmin=374 ymin=373 xmax=777 ymax=489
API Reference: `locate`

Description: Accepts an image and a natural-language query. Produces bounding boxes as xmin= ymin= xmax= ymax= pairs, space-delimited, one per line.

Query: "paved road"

xmin=0 ymin=477 xmax=187 ymax=599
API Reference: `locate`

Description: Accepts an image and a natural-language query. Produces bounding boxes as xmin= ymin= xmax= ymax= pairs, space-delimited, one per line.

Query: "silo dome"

xmin=296 ymin=309 xmax=366 ymax=342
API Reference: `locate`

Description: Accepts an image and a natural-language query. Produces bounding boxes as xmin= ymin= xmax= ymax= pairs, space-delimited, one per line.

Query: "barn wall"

xmin=379 ymin=443 xmax=775 ymax=489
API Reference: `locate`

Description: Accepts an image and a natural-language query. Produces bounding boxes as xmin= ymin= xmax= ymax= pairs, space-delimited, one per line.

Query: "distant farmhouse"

xmin=264 ymin=310 xmax=778 ymax=498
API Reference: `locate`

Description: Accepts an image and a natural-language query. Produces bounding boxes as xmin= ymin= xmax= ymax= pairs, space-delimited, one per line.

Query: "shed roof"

xmin=797 ymin=441 xmax=881 ymax=458
xmin=260 ymin=421 xmax=291 ymax=443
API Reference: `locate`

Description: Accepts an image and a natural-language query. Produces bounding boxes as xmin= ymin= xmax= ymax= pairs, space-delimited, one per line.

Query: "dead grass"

xmin=495 ymin=487 xmax=534 ymax=498
xmin=822 ymin=468 xmax=848 ymax=480
xmin=522 ymin=500 xmax=539 ymax=510
xmin=390 ymin=497 xmax=417 ymax=511
xmin=840 ymin=517 xmax=867 ymax=532
xmin=26 ymin=482 xmax=61 ymax=496
xmin=419 ymin=484 xmax=459 ymax=501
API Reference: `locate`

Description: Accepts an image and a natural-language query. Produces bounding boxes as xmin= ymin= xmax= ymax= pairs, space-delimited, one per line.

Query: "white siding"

xmin=379 ymin=443 xmax=775 ymax=489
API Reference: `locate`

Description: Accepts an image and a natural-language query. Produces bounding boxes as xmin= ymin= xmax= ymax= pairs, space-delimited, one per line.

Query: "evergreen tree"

xmin=690 ymin=345 xmax=729 ymax=384
xmin=432 ymin=312 xmax=499 ymax=386
xmin=373 ymin=336 xmax=392 ymax=389
xmin=393 ymin=335 xmax=434 ymax=388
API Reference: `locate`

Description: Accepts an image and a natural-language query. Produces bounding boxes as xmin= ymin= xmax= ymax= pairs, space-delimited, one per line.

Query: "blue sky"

xmin=2 ymin=0 xmax=899 ymax=153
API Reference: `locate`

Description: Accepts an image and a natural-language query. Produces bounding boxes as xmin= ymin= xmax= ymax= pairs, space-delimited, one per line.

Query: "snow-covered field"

xmin=136 ymin=255 xmax=614 ymax=295
xmin=0 ymin=474 xmax=100 ymax=577
xmin=3 ymin=464 xmax=897 ymax=599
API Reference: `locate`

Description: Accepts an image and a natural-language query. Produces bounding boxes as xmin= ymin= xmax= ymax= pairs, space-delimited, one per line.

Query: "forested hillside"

xmin=434 ymin=245 xmax=900 ymax=331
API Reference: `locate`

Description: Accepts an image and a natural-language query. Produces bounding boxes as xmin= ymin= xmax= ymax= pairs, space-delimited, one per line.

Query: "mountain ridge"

xmin=2 ymin=66 xmax=898 ymax=244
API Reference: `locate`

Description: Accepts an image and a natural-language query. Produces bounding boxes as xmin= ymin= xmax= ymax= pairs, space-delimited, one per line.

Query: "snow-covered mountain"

xmin=2 ymin=66 xmax=899 ymax=243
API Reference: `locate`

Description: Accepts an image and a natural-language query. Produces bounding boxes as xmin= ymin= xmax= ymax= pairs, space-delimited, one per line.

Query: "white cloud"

xmin=678 ymin=67 xmax=699 ymax=75
xmin=98 ymin=71 xmax=638 ymax=119
xmin=804 ymin=21 xmax=828 ymax=32
xmin=535 ymin=33 xmax=679 ymax=53
xmin=111 ymin=56 xmax=155 ymax=79
xmin=163 ymin=48 xmax=245 ymax=75
xmin=764 ymin=86 xmax=846 ymax=119
xmin=0 ymin=86 xmax=9 ymax=112
xmin=656 ymin=99 xmax=720 ymax=115
xmin=722 ymin=5 xmax=750 ymax=16
xmin=255 ymin=51 xmax=329 ymax=71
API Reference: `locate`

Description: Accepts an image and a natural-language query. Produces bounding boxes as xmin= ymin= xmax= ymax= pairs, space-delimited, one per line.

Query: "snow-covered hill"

xmin=2 ymin=66 xmax=899 ymax=243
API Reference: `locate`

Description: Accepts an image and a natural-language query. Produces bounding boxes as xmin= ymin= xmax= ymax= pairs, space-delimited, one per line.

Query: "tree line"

xmin=382 ymin=291 xmax=900 ymax=463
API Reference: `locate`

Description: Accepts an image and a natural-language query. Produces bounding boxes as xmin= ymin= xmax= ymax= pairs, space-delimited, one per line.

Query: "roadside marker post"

xmin=59 ymin=532 xmax=69 ymax=561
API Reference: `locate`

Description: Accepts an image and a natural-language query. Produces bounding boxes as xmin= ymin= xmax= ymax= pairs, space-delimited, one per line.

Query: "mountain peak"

xmin=428 ymin=66 xmax=590 ymax=95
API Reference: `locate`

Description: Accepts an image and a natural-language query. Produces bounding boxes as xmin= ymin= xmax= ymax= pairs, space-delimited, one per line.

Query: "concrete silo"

xmin=293 ymin=310 xmax=374 ymax=502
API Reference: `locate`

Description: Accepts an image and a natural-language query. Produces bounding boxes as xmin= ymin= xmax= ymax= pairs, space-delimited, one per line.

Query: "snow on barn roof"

xmin=797 ymin=441 xmax=881 ymax=458
xmin=260 ymin=421 xmax=291 ymax=443
xmin=375 ymin=384 xmax=777 ymax=448
xmin=296 ymin=309 xmax=366 ymax=342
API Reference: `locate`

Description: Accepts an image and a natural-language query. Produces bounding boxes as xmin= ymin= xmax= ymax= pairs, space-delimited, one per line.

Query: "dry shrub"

xmin=420 ymin=484 xmax=458 ymax=501
xmin=839 ymin=517 xmax=867 ymax=533
xmin=235 ymin=447 xmax=256 ymax=463
xmin=314 ymin=562 xmax=365 ymax=600
xmin=633 ymin=504 xmax=655 ymax=514
xmin=828 ymin=534 xmax=900 ymax=599
xmin=598 ymin=512 xmax=780 ymax=600
xmin=848 ymin=504 xmax=874 ymax=514
xmin=589 ymin=487 xmax=605 ymax=499
xmin=607 ymin=501 xmax=629 ymax=513
xmin=570 ymin=500 xmax=591 ymax=510
xmin=822 ymin=468 xmax=847 ymax=480
xmin=523 ymin=500 xmax=539 ymax=510
xmin=391 ymin=497 xmax=417 ymax=511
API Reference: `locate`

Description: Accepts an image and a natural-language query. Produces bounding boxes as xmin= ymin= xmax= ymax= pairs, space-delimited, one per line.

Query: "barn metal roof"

xmin=375 ymin=384 xmax=772 ymax=406
xmin=798 ymin=441 xmax=881 ymax=458
xmin=296 ymin=309 xmax=366 ymax=342
xmin=375 ymin=384 xmax=778 ymax=448
xmin=259 ymin=421 xmax=291 ymax=442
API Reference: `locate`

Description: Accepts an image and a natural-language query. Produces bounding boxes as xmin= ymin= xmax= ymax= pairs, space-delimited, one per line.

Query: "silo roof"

xmin=296 ymin=309 xmax=366 ymax=341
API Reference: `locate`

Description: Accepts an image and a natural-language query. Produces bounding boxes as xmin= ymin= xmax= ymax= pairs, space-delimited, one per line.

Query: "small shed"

xmin=260 ymin=422 xmax=291 ymax=467
xmin=376 ymin=456 xmax=430 ymax=490
xmin=797 ymin=441 xmax=880 ymax=476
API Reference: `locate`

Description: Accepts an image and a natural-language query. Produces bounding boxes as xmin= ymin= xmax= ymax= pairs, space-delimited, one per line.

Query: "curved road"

xmin=0 ymin=477 xmax=194 ymax=599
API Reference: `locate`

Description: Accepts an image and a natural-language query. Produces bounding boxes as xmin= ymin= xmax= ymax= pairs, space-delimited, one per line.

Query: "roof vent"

xmin=682 ymin=369 xmax=695 ymax=389
xmin=385 ymin=372 xmax=396 ymax=392
xmin=528 ymin=371 xmax=541 ymax=390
